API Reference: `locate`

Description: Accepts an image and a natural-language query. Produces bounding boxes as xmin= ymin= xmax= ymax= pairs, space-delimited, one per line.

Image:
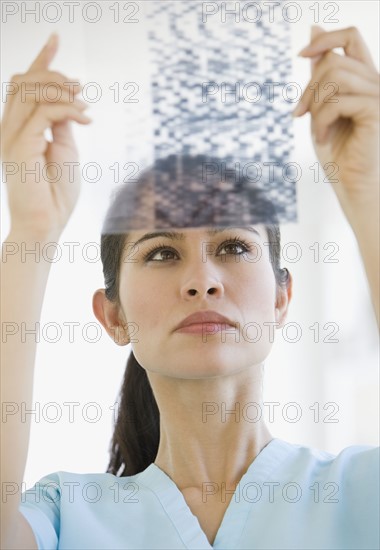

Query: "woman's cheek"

xmin=238 ymin=264 xmax=277 ymax=314
xmin=121 ymin=280 xmax=166 ymax=334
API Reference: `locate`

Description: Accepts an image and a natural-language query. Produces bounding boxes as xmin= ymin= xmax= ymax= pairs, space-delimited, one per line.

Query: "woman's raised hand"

xmin=294 ymin=26 xmax=379 ymax=221
xmin=294 ymin=25 xmax=379 ymax=326
xmin=1 ymin=34 xmax=91 ymax=238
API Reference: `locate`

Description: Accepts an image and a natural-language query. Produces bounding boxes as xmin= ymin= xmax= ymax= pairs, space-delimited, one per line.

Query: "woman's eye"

xmin=218 ymin=241 xmax=249 ymax=255
xmin=146 ymin=248 xmax=179 ymax=262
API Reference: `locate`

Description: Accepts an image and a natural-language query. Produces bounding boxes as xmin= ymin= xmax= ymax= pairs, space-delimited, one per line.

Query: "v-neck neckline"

xmin=136 ymin=438 xmax=296 ymax=549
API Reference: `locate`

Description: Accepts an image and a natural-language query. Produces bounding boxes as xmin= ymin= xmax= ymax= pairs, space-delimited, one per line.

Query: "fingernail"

xmin=292 ymin=102 xmax=307 ymax=117
xmin=297 ymin=46 xmax=313 ymax=56
xmin=46 ymin=33 xmax=58 ymax=48
xmin=311 ymin=24 xmax=324 ymax=38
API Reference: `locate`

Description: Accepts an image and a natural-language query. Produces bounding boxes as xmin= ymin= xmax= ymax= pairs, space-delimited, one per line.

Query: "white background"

xmin=1 ymin=1 xmax=379 ymax=488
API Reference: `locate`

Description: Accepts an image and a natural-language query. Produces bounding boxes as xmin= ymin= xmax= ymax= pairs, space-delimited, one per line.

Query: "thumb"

xmin=310 ymin=25 xmax=326 ymax=69
xmin=311 ymin=24 xmax=325 ymax=40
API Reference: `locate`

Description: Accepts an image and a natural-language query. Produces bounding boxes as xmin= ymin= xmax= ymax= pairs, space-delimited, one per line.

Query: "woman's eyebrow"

xmin=132 ymin=226 xmax=261 ymax=247
xmin=132 ymin=231 xmax=185 ymax=247
xmin=208 ymin=226 xmax=261 ymax=238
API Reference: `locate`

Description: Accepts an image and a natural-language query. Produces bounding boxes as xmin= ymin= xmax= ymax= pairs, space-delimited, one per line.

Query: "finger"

xmin=16 ymin=104 xmax=92 ymax=147
xmin=7 ymin=87 xmax=84 ymax=107
xmin=50 ymin=119 xmax=77 ymax=148
xmin=4 ymin=99 xmax=88 ymax=146
xmin=28 ymin=33 xmax=59 ymax=72
xmin=8 ymin=71 xmax=81 ymax=93
xmin=312 ymin=95 xmax=379 ymax=143
xmin=46 ymin=120 xmax=80 ymax=171
xmin=46 ymin=122 xmax=82 ymax=202
xmin=293 ymin=51 xmax=379 ymax=116
xmin=1 ymin=71 xmax=82 ymax=135
xmin=2 ymin=81 xmax=84 ymax=130
xmin=2 ymin=69 xmax=84 ymax=138
xmin=2 ymin=71 xmax=81 ymax=115
xmin=310 ymin=25 xmax=325 ymax=70
xmin=299 ymin=26 xmax=377 ymax=71
xmin=304 ymin=69 xmax=378 ymax=118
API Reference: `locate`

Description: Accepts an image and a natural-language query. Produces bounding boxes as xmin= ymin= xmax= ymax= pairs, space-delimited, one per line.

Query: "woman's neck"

xmin=149 ymin=364 xmax=272 ymax=490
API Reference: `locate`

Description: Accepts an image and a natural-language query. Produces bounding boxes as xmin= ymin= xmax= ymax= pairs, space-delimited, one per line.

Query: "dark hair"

xmin=101 ymin=157 xmax=291 ymax=477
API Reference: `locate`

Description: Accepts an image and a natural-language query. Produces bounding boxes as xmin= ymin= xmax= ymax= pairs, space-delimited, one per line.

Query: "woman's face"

xmin=116 ymin=224 xmax=290 ymax=379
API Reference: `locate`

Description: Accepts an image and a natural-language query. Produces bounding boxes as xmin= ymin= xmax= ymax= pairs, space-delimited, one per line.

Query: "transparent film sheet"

xmin=102 ymin=0 xmax=297 ymax=234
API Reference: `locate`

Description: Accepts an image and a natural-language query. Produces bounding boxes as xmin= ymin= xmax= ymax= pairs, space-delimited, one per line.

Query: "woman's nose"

xmin=179 ymin=263 xmax=225 ymax=300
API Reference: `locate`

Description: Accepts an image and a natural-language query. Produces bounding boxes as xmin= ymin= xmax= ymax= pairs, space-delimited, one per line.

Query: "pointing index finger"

xmin=28 ymin=33 xmax=59 ymax=72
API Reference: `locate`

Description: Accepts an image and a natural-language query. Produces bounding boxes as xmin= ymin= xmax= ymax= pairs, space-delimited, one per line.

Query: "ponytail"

xmin=107 ymin=351 xmax=160 ymax=476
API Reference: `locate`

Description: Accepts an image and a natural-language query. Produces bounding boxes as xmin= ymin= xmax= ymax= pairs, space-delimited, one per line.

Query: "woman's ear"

xmin=275 ymin=270 xmax=293 ymax=327
xmin=92 ymin=289 xmax=130 ymax=346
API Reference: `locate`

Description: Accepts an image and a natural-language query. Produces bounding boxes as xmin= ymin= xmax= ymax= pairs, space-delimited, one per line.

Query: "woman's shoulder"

xmin=271 ymin=437 xmax=379 ymax=484
xmin=18 ymin=467 xmax=158 ymax=549
xmin=276 ymin=437 xmax=378 ymax=456
xmin=28 ymin=467 xmax=144 ymax=488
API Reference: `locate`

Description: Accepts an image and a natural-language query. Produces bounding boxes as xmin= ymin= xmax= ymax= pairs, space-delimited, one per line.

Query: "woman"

xmin=1 ymin=26 xmax=379 ymax=549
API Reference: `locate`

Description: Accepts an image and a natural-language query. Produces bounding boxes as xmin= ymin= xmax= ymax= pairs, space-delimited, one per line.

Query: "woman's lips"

xmin=175 ymin=322 xmax=236 ymax=334
xmin=174 ymin=311 xmax=237 ymax=335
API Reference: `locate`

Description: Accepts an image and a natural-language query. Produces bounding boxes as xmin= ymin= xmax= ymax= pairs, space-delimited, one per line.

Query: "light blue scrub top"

xmin=19 ymin=438 xmax=379 ymax=549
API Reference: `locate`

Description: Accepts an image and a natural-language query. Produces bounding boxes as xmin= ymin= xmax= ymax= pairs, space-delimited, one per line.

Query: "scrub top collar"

xmin=136 ymin=438 xmax=298 ymax=549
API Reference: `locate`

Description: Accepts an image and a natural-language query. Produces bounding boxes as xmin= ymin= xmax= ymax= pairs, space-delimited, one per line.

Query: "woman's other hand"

xmin=294 ymin=25 xmax=379 ymax=222
xmin=1 ymin=34 xmax=92 ymax=238
xmin=294 ymin=25 xmax=379 ymax=326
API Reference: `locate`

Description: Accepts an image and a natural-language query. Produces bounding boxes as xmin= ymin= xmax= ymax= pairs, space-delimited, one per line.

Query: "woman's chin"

xmin=144 ymin=350 xmax=267 ymax=380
